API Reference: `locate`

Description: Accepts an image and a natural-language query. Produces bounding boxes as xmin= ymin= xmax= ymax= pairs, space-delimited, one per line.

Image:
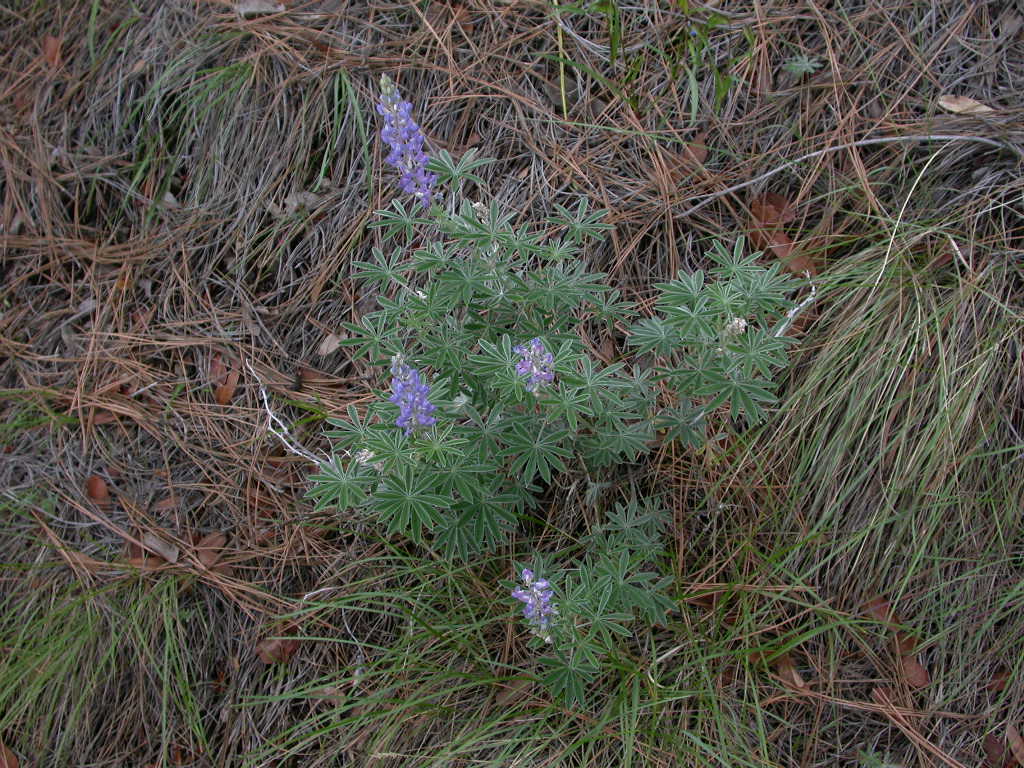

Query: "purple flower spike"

xmin=513 ymin=337 xmax=555 ymax=393
xmin=377 ymin=75 xmax=437 ymax=208
xmin=389 ymin=356 xmax=437 ymax=435
xmin=511 ymin=567 xmax=558 ymax=643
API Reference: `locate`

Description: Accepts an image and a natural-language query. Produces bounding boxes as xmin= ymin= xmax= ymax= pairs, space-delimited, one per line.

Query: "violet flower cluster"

xmin=389 ymin=356 xmax=437 ymax=435
xmin=514 ymin=337 xmax=555 ymax=393
xmin=376 ymin=75 xmax=437 ymax=208
xmin=511 ymin=568 xmax=558 ymax=643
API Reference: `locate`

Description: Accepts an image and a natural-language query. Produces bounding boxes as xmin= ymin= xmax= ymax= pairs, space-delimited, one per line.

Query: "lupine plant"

xmin=307 ymin=74 xmax=800 ymax=704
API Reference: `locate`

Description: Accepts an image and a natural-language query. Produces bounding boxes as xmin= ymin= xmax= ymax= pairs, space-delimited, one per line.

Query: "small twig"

xmin=247 ymin=361 xmax=326 ymax=465
xmin=776 ymin=272 xmax=817 ymax=337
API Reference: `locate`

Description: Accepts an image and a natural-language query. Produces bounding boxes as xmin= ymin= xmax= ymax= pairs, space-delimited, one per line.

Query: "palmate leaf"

xmin=324 ymin=405 xmax=376 ymax=451
xmin=546 ymin=197 xmax=613 ymax=242
xmin=426 ymin=147 xmax=494 ymax=186
xmin=305 ymin=455 xmax=370 ymax=511
xmin=338 ymin=313 xmax=403 ymax=361
xmin=654 ymin=402 xmax=705 ymax=449
xmin=706 ymin=236 xmax=763 ymax=281
xmin=626 ymin=317 xmax=677 ymax=355
xmin=695 ymin=370 xmax=777 ymax=423
xmin=371 ymin=467 xmax=450 ymax=544
xmin=524 ymin=261 xmax=609 ymax=314
xmin=654 ymin=269 xmax=704 ymax=309
xmin=539 ymin=653 xmax=599 ymax=707
xmin=500 ymin=421 xmax=571 ymax=484
xmin=351 ymin=246 xmax=410 ymax=290
xmin=368 ymin=199 xmax=432 ymax=241
xmin=434 ymin=490 xmax=517 ymax=558
xmin=723 ymin=329 xmax=793 ymax=379
xmin=661 ymin=294 xmax=717 ymax=340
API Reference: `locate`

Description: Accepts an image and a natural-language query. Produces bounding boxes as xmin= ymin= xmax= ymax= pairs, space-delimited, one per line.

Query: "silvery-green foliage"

xmin=628 ymin=237 xmax=798 ymax=428
xmin=782 ymin=54 xmax=823 ymax=77
xmin=307 ymin=80 xmax=802 ymax=706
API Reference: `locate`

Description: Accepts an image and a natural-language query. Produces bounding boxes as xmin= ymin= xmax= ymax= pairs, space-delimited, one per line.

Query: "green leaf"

xmin=372 ymin=467 xmax=450 ymax=544
xmin=305 ymin=455 xmax=370 ymax=511
xmin=351 ymin=247 xmax=409 ymax=290
xmin=539 ymin=653 xmax=598 ymax=706
xmin=426 ymin=147 xmax=494 ymax=186
xmin=368 ymin=198 xmax=431 ymax=241
xmin=626 ymin=317 xmax=677 ymax=355
xmin=500 ymin=421 xmax=571 ymax=484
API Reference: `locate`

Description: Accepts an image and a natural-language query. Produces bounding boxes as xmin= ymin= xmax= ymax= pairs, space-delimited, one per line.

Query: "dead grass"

xmin=1 ymin=0 xmax=1022 ymax=766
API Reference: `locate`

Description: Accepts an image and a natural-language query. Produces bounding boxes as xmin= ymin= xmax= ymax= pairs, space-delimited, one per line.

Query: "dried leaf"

xmin=63 ymin=549 xmax=109 ymax=572
xmin=85 ymin=475 xmax=110 ymax=504
xmin=256 ymin=635 xmax=300 ymax=664
xmin=195 ymin=531 xmax=227 ymax=569
xmin=774 ymin=652 xmax=809 ymax=690
xmin=984 ymin=734 xmax=1012 ymax=768
xmin=125 ymin=555 xmax=164 ymax=572
xmin=495 ymin=676 xmax=534 ymax=706
xmin=317 ymin=333 xmax=345 ymax=357
xmin=41 ymin=35 xmax=62 ymax=68
xmin=864 ymin=596 xmax=895 ymax=625
xmin=0 ymin=743 xmax=18 ymax=768
xmin=988 ymin=668 xmax=1009 ymax=693
xmin=938 ymin=94 xmax=995 ymax=115
xmin=142 ymin=532 xmax=179 ymax=564
xmin=900 ymin=654 xmax=930 ymax=688
xmin=749 ymin=193 xmax=815 ymax=275
xmin=1007 ymin=723 xmax=1024 ymax=767
xmin=895 ymin=630 xmax=918 ymax=655
xmin=236 ymin=0 xmax=285 ymax=18
xmin=762 ymin=229 xmax=816 ymax=275
xmin=750 ymin=192 xmax=796 ymax=226
xmin=214 ymin=366 xmax=239 ymax=405
xmin=680 ymin=131 xmax=708 ymax=167
xmin=209 ymin=353 xmax=227 ymax=386
xmin=152 ymin=496 xmax=178 ymax=513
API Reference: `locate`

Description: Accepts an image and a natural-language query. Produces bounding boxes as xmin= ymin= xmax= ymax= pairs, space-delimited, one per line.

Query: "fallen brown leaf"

xmin=317 ymin=333 xmax=345 ymax=357
xmin=142 ymin=531 xmax=180 ymax=564
xmin=984 ymin=734 xmax=1012 ymax=768
xmin=152 ymin=496 xmax=178 ymax=513
xmin=214 ymin=366 xmax=239 ymax=405
xmin=774 ymin=652 xmax=809 ymax=691
xmin=41 ymin=35 xmax=62 ymax=68
xmin=63 ymin=549 xmax=110 ymax=572
xmin=748 ymin=193 xmax=815 ymax=275
xmin=895 ymin=630 xmax=918 ymax=655
xmin=125 ymin=555 xmax=165 ymax=572
xmin=195 ymin=531 xmax=227 ymax=569
xmin=209 ymin=353 xmax=227 ymax=386
xmin=256 ymin=635 xmax=300 ymax=664
xmin=750 ymin=192 xmax=796 ymax=226
xmin=0 ymin=743 xmax=17 ymax=768
xmin=680 ymin=131 xmax=708 ymax=167
xmin=864 ymin=596 xmax=896 ymax=626
xmin=938 ymin=94 xmax=995 ymax=115
xmin=900 ymin=654 xmax=930 ymax=688
xmin=1006 ymin=723 xmax=1024 ymax=766
xmin=988 ymin=668 xmax=1009 ymax=693
xmin=85 ymin=475 xmax=110 ymax=505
